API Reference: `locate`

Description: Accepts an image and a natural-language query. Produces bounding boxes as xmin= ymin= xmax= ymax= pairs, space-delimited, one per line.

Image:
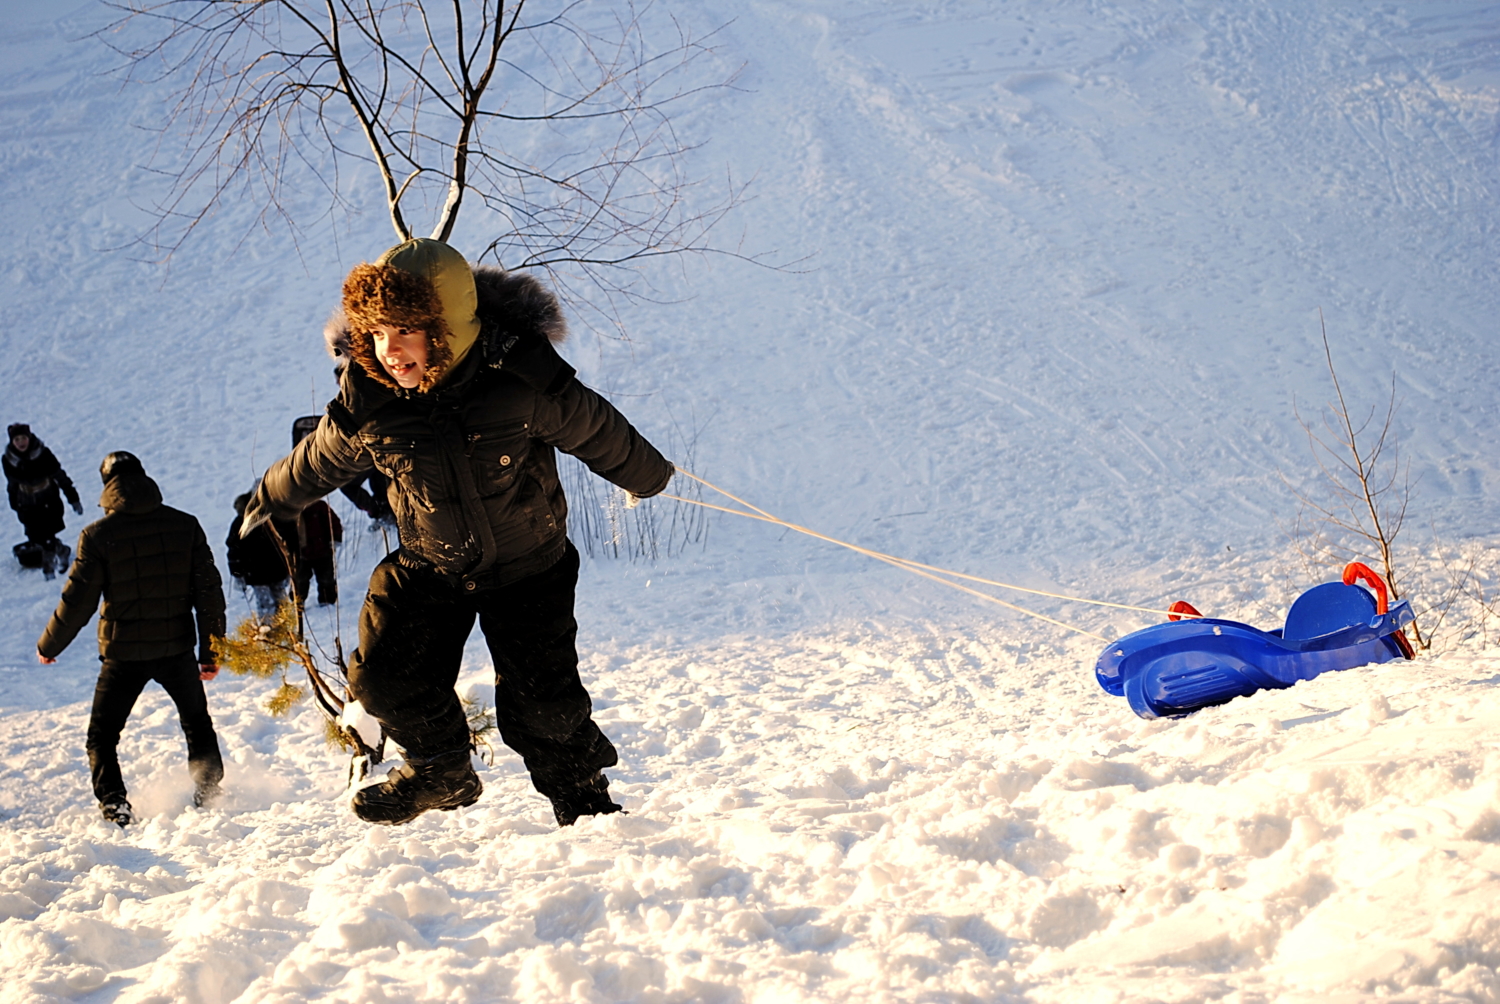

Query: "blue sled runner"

xmin=1096 ymin=562 xmax=1415 ymax=719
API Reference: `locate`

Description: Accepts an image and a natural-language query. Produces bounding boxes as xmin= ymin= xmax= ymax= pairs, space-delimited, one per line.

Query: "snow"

xmin=2 ymin=1 xmax=1500 ymax=1001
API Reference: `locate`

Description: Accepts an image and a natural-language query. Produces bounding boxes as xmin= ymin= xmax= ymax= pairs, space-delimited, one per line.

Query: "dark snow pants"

xmin=86 ymin=652 xmax=224 ymax=805
xmin=293 ymin=551 xmax=337 ymax=606
xmin=16 ymin=498 xmax=63 ymax=544
xmin=348 ymin=541 xmax=617 ymax=799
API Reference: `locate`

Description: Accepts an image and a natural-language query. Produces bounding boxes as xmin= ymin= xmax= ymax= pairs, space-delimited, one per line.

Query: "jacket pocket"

xmin=466 ymin=430 xmax=527 ymax=498
xmin=512 ymin=472 xmax=560 ymax=544
xmin=362 ymin=438 xmax=435 ymax=513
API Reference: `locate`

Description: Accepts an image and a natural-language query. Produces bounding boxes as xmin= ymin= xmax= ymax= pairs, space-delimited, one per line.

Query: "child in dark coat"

xmin=4 ymin=423 xmax=82 ymax=575
xmin=243 ymin=239 xmax=673 ymax=827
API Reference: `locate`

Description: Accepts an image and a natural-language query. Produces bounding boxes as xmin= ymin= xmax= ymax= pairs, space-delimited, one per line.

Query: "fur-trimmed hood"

xmin=3 ymin=435 xmax=45 ymax=469
xmin=325 ymin=264 xmax=568 ymax=388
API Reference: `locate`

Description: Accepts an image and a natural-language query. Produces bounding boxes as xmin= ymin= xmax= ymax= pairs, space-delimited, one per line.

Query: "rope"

xmin=678 ymin=473 xmax=1175 ymax=616
xmin=670 ymin=469 xmax=1180 ymax=618
xmin=660 ymin=469 xmax=1133 ymax=642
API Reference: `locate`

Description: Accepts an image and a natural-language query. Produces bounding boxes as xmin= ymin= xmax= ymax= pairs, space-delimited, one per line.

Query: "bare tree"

xmin=99 ymin=0 xmax=746 ymax=327
xmin=1283 ymin=310 xmax=1427 ymax=648
xmin=564 ymin=407 xmax=710 ymax=560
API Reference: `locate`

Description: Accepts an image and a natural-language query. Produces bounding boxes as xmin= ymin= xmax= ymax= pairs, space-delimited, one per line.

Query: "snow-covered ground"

xmin=3 ymin=1 xmax=1500 ymax=1001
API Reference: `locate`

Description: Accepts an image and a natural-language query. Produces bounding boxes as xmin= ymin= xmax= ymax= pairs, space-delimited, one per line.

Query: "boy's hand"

xmin=199 ymin=664 xmax=219 ymax=681
xmin=37 ymin=651 xmax=56 ymax=665
xmin=71 ymin=500 xmax=83 ymax=515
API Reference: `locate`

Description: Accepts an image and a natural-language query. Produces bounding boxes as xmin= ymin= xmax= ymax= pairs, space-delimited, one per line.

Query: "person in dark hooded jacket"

xmin=242 ymin=238 xmax=674 ymax=827
xmin=4 ymin=423 xmax=82 ymax=571
xmin=38 ymin=452 xmax=227 ymax=827
xmin=226 ymin=490 xmax=293 ymax=617
xmin=226 ymin=482 xmax=342 ymax=614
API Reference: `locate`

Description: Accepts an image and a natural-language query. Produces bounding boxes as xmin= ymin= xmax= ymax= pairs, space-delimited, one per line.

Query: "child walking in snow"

xmin=242 ymin=239 xmax=673 ymax=826
xmin=4 ymin=423 xmax=83 ymax=576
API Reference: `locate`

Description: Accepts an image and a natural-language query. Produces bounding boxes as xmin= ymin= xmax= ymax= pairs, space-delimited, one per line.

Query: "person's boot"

xmin=100 ymin=800 xmax=136 ymax=828
xmin=352 ymin=752 xmax=482 ymax=825
xmin=190 ymin=757 xmax=224 ymax=808
xmin=43 ymin=540 xmax=70 ymax=578
xmin=193 ymin=780 xmax=222 ymax=808
xmin=550 ymin=771 xmax=623 ymax=827
xmin=39 ymin=539 xmax=63 ymax=580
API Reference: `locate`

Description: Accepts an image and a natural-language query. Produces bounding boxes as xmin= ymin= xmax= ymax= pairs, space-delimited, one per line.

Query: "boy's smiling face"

xmin=371 ymin=323 xmax=429 ymax=388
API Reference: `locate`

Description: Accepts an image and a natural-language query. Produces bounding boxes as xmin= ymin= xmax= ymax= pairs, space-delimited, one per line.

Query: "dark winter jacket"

xmin=226 ymin=513 xmax=295 ymax=586
xmin=248 ymin=266 xmax=673 ymax=585
xmin=4 ymin=437 xmax=79 ymax=533
xmin=39 ymin=469 xmax=225 ymax=664
xmin=227 ymin=498 xmax=341 ymax=586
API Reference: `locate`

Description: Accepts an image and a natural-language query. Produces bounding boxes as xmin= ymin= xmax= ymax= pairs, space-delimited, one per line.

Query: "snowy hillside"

xmin=3 ymin=1 xmax=1500 ymax=1002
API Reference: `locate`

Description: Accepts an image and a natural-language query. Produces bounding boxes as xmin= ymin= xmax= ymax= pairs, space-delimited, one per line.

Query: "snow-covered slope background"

xmin=3 ymin=1 xmax=1500 ymax=1001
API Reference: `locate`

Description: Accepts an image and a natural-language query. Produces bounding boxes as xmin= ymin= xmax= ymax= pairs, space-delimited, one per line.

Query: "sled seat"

xmin=1283 ymin=581 xmax=1379 ymax=641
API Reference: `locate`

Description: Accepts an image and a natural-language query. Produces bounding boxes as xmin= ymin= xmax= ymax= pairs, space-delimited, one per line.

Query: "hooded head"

xmin=99 ymin=451 xmax=144 ymax=484
xmin=340 ymin=238 xmax=481 ymax=393
xmin=98 ymin=451 xmax=161 ymax=515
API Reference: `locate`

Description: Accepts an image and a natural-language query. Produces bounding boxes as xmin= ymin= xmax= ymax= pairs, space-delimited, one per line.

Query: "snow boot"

xmin=13 ymin=541 xmax=43 ymax=570
xmin=100 ymin=801 xmax=136 ymax=828
xmin=352 ymin=752 xmax=482 ymax=825
xmin=41 ymin=540 xmax=69 ymax=580
xmin=550 ymin=771 xmax=623 ymax=827
xmin=193 ymin=780 xmax=222 ymax=809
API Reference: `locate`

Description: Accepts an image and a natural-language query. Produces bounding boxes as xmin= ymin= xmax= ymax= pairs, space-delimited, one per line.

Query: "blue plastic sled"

xmin=1095 ymin=568 xmax=1415 ymax=720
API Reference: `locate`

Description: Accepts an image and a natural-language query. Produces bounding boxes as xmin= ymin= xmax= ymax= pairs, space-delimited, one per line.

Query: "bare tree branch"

xmin=1281 ymin=310 xmax=1426 ymax=648
xmin=97 ymin=0 xmax=759 ymax=321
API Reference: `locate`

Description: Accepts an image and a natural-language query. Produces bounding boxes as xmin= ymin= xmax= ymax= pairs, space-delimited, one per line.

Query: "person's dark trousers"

xmin=86 ymin=652 xmax=224 ymax=804
xmin=292 ymin=551 xmax=338 ymax=606
xmin=18 ymin=502 xmax=62 ymax=546
xmin=349 ymin=541 xmax=616 ymax=799
xmin=16 ymin=492 xmax=63 ymax=540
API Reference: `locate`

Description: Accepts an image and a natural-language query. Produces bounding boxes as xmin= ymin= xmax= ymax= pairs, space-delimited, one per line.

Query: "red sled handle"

xmin=1167 ymin=600 xmax=1202 ymax=622
xmin=1341 ymin=561 xmax=1388 ymax=614
xmin=1341 ymin=561 xmax=1415 ymax=659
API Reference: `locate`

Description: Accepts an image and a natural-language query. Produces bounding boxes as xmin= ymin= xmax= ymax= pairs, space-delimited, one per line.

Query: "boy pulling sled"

xmin=243 ymin=239 xmax=673 ymax=826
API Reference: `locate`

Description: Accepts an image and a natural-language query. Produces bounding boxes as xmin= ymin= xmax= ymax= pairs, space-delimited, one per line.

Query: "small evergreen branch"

xmin=267 ymin=682 xmax=309 ymax=717
xmin=217 ymin=602 xmax=382 ymax=758
xmin=462 ymin=696 xmax=498 ymax=764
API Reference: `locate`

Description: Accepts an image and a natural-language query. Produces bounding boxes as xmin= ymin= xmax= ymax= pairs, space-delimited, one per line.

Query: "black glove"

xmin=70 ymin=500 xmax=83 ymax=516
